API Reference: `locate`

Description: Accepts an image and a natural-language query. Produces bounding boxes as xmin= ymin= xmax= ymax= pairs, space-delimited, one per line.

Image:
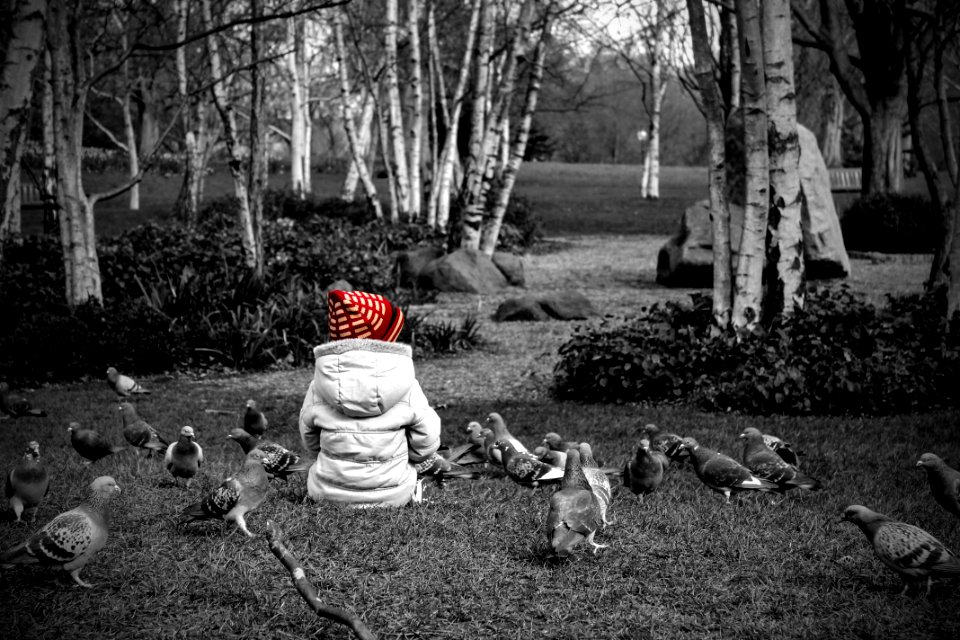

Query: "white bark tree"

xmin=406 ymin=0 xmax=424 ymax=219
xmin=287 ymin=15 xmax=313 ymax=199
xmin=0 ymin=0 xmax=46 ymax=240
xmin=384 ymin=0 xmax=411 ymax=219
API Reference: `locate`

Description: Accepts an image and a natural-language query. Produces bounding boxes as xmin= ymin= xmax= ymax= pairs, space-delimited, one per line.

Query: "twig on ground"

xmin=265 ymin=520 xmax=377 ymax=640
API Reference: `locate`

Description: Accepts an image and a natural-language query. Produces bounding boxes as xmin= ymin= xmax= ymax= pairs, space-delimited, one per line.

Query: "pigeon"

xmin=542 ymin=432 xmax=582 ymax=453
xmin=623 ymin=438 xmax=665 ymax=499
xmin=105 ymin=367 xmax=150 ymax=397
xmin=5 ymin=441 xmax=50 ymax=523
xmin=546 ymin=449 xmax=606 ymax=558
xmin=165 ymin=426 xmax=204 ymax=488
xmin=0 ymin=382 xmax=47 ymax=418
xmin=680 ymin=438 xmax=778 ymax=503
xmin=842 ymin=504 xmax=960 ymax=595
xmin=485 ymin=412 xmax=529 ymax=454
xmin=119 ymin=402 xmax=168 ymax=471
xmin=0 ymin=476 xmax=121 ymax=588
xmin=480 ymin=428 xmax=503 ymax=466
xmin=762 ymin=432 xmax=802 ymax=467
xmin=68 ymin=423 xmax=126 ymax=464
xmin=916 ymin=453 xmax=960 ymax=524
xmin=640 ymin=423 xmax=688 ymax=466
xmin=414 ymin=453 xmax=480 ymax=484
xmin=739 ymin=427 xmax=822 ymax=492
xmin=579 ymin=443 xmax=613 ymax=527
xmin=494 ymin=440 xmax=564 ymax=487
xmin=534 ymin=445 xmax=567 ymax=469
xmin=179 ymin=448 xmax=270 ymax=538
xmin=464 ymin=421 xmax=487 ymax=449
xmin=243 ymin=399 xmax=268 ymax=437
xmin=226 ymin=428 xmax=310 ymax=481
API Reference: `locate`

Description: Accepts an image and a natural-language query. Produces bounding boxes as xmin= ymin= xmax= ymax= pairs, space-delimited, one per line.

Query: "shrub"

xmin=840 ymin=193 xmax=939 ymax=254
xmin=444 ymin=194 xmax=543 ymax=253
xmin=552 ymin=287 xmax=960 ymax=416
xmin=0 ymin=208 xmax=450 ymax=384
xmin=401 ymin=312 xmax=484 ymax=358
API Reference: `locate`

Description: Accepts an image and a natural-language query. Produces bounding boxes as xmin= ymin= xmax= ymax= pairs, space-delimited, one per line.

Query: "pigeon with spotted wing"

xmin=226 ymin=428 xmax=310 ymax=481
xmin=546 ymin=449 xmax=606 ymax=558
xmin=179 ymin=449 xmax=270 ymax=538
xmin=68 ymin=423 xmax=126 ymax=464
xmin=119 ymin=402 xmax=168 ymax=472
xmin=0 ymin=476 xmax=121 ymax=588
xmin=165 ymin=426 xmax=204 ymax=488
xmin=485 ymin=412 xmax=529 ymax=454
xmin=0 ymin=382 xmax=47 ymax=418
xmin=761 ymin=432 xmax=802 ymax=467
xmin=106 ymin=367 xmax=150 ymax=397
xmin=579 ymin=443 xmax=613 ymax=527
xmin=680 ymin=438 xmax=778 ymax=503
xmin=243 ymin=399 xmax=268 ymax=437
xmin=6 ymin=441 xmax=50 ymax=523
xmin=494 ymin=440 xmax=564 ymax=487
xmin=740 ymin=427 xmax=822 ymax=492
xmin=415 ymin=453 xmax=480 ymax=484
xmin=623 ymin=438 xmax=665 ymax=500
xmin=916 ymin=453 xmax=960 ymax=524
xmin=842 ymin=504 xmax=960 ymax=595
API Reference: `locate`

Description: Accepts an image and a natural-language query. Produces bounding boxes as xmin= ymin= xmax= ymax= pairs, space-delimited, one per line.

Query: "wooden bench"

xmin=828 ymin=167 xmax=862 ymax=193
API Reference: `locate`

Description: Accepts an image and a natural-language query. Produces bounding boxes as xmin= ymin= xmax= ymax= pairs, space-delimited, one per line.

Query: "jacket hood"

xmin=312 ymin=339 xmax=414 ymax=418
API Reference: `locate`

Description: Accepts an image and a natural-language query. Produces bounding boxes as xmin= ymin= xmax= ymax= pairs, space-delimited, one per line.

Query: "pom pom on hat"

xmin=328 ymin=290 xmax=404 ymax=342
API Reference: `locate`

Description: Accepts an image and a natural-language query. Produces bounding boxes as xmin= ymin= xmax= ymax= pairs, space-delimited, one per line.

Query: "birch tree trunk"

xmin=686 ymin=0 xmax=731 ymax=327
xmin=248 ymin=0 xmax=266 ymax=278
xmin=458 ymin=0 xmax=495 ymax=249
xmin=720 ymin=6 xmax=740 ymax=116
xmin=173 ymin=0 xmax=207 ymax=226
xmin=288 ymin=17 xmax=309 ymax=199
xmin=732 ymin=0 xmax=768 ymax=332
xmin=639 ymin=1 xmax=666 ymax=200
xmin=340 ymin=88 xmax=375 ymax=202
xmin=333 ymin=9 xmax=383 ymax=219
xmin=427 ymin=0 xmax=482 ymax=230
xmin=117 ymin=27 xmax=140 ymax=211
xmin=480 ymin=4 xmax=552 ymax=256
xmin=48 ymin=0 xmax=102 ymax=305
xmin=384 ymin=0 xmax=411 ymax=219
xmin=202 ymin=0 xmax=257 ymax=273
xmin=406 ymin=0 xmax=424 ymax=219
xmin=42 ymin=51 xmax=57 ymax=235
xmin=0 ymin=0 xmax=46 ymax=239
xmin=762 ymin=0 xmax=803 ymax=318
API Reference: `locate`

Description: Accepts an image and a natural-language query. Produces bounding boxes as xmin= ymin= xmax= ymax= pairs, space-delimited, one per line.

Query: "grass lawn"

xmin=4 ymin=163 xmax=959 ymax=639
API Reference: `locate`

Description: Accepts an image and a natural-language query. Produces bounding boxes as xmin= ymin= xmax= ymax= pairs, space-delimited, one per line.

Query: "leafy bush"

xmin=552 ymin=287 xmax=960 ymax=415
xmin=0 ymin=204 xmax=453 ymax=384
xmin=840 ymin=193 xmax=939 ymax=253
xmin=401 ymin=312 xmax=484 ymax=358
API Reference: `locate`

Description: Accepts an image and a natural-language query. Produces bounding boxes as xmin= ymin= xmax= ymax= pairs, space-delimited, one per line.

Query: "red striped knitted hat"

xmin=327 ymin=290 xmax=404 ymax=342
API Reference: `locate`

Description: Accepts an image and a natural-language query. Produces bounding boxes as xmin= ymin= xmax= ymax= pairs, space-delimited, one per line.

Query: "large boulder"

xmin=494 ymin=291 xmax=598 ymax=322
xmin=657 ymin=117 xmax=851 ymax=287
xmin=492 ymin=252 xmax=525 ymax=286
xmin=418 ymin=248 xmax=510 ymax=293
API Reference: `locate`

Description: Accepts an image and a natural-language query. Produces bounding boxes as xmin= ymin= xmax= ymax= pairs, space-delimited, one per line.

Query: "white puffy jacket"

xmin=299 ymin=338 xmax=441 ymax=506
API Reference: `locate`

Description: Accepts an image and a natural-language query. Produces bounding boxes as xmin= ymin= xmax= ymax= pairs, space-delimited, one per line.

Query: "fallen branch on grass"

xmin=265 ymin=520 xmax=377 ymax=640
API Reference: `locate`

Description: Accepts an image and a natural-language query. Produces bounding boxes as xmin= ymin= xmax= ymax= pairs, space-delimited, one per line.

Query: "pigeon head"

xmin=638 ymin=438 xmax=651 ymax=452
xmin=679 ymin=437 xmax=699 ymax=451
xmin=464 ymin=421 xmax=483 ymax=434
xmin=543 ymin=433 xmax=563 ymax=448
xmin=118 ymin=402 xmax=137 ymax=419
xmin=485 ymin=412 xmax=504 ymax=426
xmin=90 ymin=475 xmax=122 ymax=498
xmin=227 ymin=428 xmax=260 ymax=454
xmin=106 ymin=367 xmax=119 ymax=381
xmin=841 ymin=504 xmax=886 ymax=526
xmin=533 ymin=445 xmax=550 ymax=458
xmin=246 ymin=399 xmax=257 ymax=409
xmin=916 ymin=453 xmax=944 ymax=469
xmin=739 ymin=427 xmax=763 ymax=441
xmin=179 ymin=426 xmax=196 ymax=439
xmin=246 ymin=448 xmax=271 ymax=465
xmin=67 ymin=422 xmax=81 ymax=434
xmin=24 ymin=441 xmax=41 ymax=459
xmin=492 ymin=439 xmax=511 ymax=452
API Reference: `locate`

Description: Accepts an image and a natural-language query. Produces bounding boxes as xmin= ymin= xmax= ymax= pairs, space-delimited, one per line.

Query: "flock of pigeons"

xmin=1 ymin=370 xmax=960 ymax=597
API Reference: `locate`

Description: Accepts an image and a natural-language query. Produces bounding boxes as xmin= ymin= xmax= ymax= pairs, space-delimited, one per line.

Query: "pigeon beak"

xmin=914 ymin=460 xmax=923 ymax=468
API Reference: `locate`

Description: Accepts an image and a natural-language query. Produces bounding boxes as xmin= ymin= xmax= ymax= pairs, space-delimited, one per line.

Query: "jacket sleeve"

xmin=405 ymin=380 xmax=441 ymax=463
xmin=299 ymin=380 xmax=323 ymax=453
